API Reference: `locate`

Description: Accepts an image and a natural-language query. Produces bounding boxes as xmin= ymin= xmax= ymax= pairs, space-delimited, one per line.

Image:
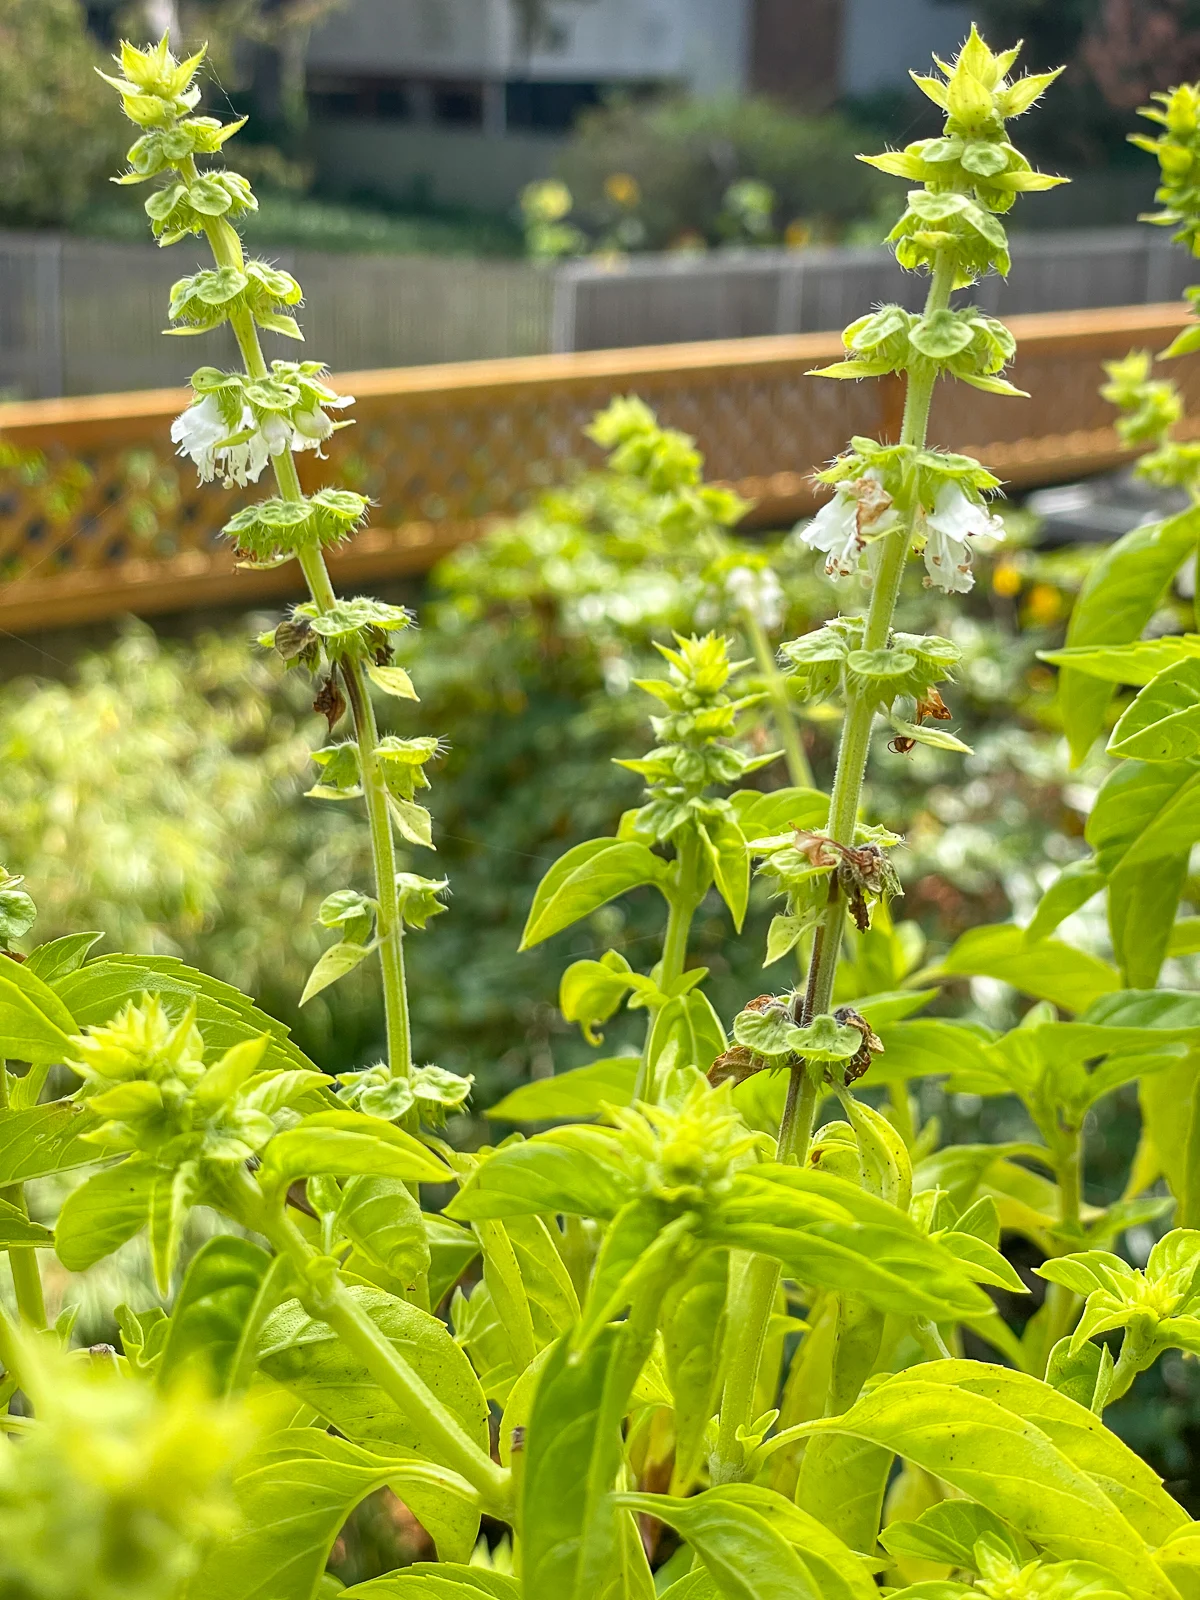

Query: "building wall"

xmin=839 ymin=0 xmax=973 ymax=96
xmin=308 ymin=0 xmax=748 ymax=88
xmin=750 ymin=0 xmax=842 ymax=107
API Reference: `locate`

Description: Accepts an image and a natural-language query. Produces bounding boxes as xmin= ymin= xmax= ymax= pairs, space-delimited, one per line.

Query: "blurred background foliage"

xmin=535 ymin=96 xmax=891 ymax=255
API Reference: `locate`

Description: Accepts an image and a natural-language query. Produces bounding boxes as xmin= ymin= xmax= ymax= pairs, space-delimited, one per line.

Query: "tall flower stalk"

xmin=102 ymin=38 xmax=442 ymax=1102
xmin=711 ymin=28 xmax=1064 ymax=1480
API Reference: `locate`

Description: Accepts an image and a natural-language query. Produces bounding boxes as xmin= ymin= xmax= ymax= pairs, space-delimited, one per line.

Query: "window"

xmin=505 ymin=80 xmax=602 ymax=133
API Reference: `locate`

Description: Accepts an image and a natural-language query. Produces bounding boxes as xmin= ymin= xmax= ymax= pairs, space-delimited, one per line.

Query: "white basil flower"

xmin=291 ymin=396 xmax=353 ymax=449
xmin=921 ymin=480 xmax=1005 ymax=594
xmin=726 ymin=564 xmax=785 ymax=631
xmin=798 ymin=469 xmax=900 ymax=581
xmin=170 ymin=394 xmax=269 ymax=488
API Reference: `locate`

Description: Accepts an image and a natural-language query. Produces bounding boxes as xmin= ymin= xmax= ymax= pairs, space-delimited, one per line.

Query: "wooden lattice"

xmin=0 ymin=303 xmax=1194 ymax=633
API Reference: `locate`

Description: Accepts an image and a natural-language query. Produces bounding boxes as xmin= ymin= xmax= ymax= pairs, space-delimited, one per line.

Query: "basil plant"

xmin=6 ymin=26 xmax=1200 ymax=1600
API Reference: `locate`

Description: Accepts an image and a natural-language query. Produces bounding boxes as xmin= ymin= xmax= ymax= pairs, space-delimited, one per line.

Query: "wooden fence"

xmin=0 ymin=301 xmax=1195 ymax=635
xmin=3 ymin=226 xmax=1195 ymax=400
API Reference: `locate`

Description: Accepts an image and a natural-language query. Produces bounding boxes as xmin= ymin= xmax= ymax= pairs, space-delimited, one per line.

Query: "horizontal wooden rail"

xmin=0 ymin=302 xmax=1194 ymax=634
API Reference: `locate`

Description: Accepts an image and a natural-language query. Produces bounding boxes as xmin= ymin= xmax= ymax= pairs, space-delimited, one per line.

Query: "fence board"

xmin=0 ymin=302 xmax=1194 ymax=635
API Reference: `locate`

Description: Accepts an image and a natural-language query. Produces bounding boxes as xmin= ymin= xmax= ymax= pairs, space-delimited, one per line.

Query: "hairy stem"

xmin=258 ymin=1193 xmax=510 ymax=1515
xmin=716 ymin=253 xmax=956 ymax=1473
xmin=1042 ymin=1124 xmax=1084 ymax=1368
xmin=196 ymin=199 xmax=413 ymax=1081
xmin=0 ymin=1067 xmax=46 ymax=1331
xmin=778 ymin=251 xmax=954 ymax=1159
xmin=634 ymin=830 xmax=703 ymax=1104
xmin=743 ymin=608 xmax=813 ymax=789
xmin=712 ymin=1069 xmax=820 ymax=1482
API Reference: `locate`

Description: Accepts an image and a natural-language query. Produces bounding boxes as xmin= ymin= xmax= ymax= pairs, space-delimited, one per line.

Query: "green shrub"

xmin=0 ymin=0 xmax=125 ymax=226
xmin=552 ymin=94 xmax=890 ymax=251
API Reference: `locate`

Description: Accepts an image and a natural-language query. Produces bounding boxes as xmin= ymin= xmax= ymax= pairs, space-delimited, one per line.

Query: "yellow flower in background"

xmin=604 ymin=172 xmax=641 ymax=209
xmin=1023 ymin=582 xmax=1063 ymax=626
xmin=519 ymin=178 xmax=573 ymax=224
xmin=991 ymin=560 xmax=1022 ymax=597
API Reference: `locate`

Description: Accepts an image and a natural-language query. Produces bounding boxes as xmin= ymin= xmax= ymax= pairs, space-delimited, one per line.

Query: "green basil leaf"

xmin=191 ymin=1430 xmax=479 ymax=1597
xmin=342 ymin=1566 xmax=521 ymax=1599
xmin=0 ymin=957 xmax=76 ymax=1064
xmin=300 ymin=939 xmax=372 ymax=1005
xmin=54 ymin=1157 xmax=155 ymax=1272
xmin=1040 ymin=635 xmax=1200 ymax=686
xmin=0 ymin=1196 xmax=53 ymax=1246
xmin=0 ymin=1100 xmax=97 ymax=1183
xmin=520 ymin=841 xmax=670 ymax=949
xmin=259 ymin=1286 xmax=490 ymax=1470
xmin=1110 ymin=658 xmax=1200 ymax=761
xmin=158 ymin=1236 xmax=291 ymax=1394
xmin=259 ymin=1112 xmax=452 ymax=1195
xmin=1057 ymin=507 xmax=1200 ymax=764
xmin=486 ymin=1056 xmax=639 ymax=1123
xmin=338 ymin=1175 xmax=431 ymax=1293
xmin=23 ymin=933 xmax=104 ymax=985
xmin=446 ymin=1128 xmax=628 ymax=1222
xmin=935 ymin=925 xmax=1119 ymax=1013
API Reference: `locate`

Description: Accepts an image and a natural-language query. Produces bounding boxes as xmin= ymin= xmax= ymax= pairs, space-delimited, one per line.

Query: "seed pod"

xmin=274 ymin=614 xmax=314 ymax=660
xmin=313 ymin=674 xmax=347 ymax=732
xmin=833 ymin=1004 xmax=885 ymax=1083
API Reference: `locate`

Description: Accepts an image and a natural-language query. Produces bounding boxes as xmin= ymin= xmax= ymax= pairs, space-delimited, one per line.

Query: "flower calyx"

xmin=307 ymin=737 xmax=443 ymax=849
xmin=337 ymin=1059 xmax=471 ymax=1125
xmin=750 ymin=822 xmax=903 ymax=962
xmin=145 ymin=170 xmax=256 ymax=246
xmin=116 ymin=115 xmax=246 ymax=185
xmin=798 ymin=440 xmax=1002 ymax=593
xmin=167 ymin=260 xmax=303 ymax=341
xmin=816 ymin=303 xmax=1021 ymax=396
xmin=173 ymin=362 xmax=354 ymax=492
xmin=263 ymin=596 xmax=413 ymax=676
xmin=729 ymin=992 xmax=867 ymax=1082
xmin=781 ymin=615 xmax=961 ymax=718
xmin=223 ymin=490 xmax=368 ymax=567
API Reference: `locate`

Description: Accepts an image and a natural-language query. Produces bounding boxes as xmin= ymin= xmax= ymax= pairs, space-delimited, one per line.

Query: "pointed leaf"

xmin=486 ymin=1057 xmax=639 ymax=1123
xmin=521 ymin=841 xmax=670 ymax=949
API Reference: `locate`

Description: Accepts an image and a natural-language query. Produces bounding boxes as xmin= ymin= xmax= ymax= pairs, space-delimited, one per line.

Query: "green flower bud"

xmin=69 ymin=997 xmax=276 ymax=1166
xmin=618 ymin=634 xmax=774 ymax=842
xmin=609 ymin=1071 xmax=760 ymax=1213
xmin=0 ymin=1336 xmax=250 ymax=1600
xmin=1132 ymin=84 xmax=1200 ymax=256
